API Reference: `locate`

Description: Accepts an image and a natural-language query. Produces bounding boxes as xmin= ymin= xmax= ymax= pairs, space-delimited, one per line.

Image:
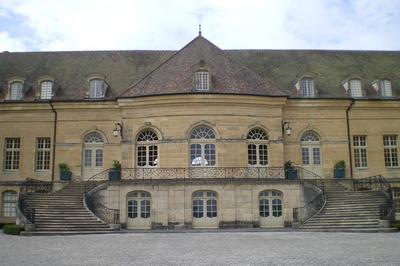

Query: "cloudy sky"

xmin=0 ymin=0 xmax=399 ymax=52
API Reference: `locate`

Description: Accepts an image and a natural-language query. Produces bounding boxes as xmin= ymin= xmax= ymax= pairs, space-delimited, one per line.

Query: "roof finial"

xmin=199 ymin=24 xmax=202 ymax=36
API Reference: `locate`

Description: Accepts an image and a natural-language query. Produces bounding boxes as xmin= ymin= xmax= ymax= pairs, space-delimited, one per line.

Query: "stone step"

xmin=304 ymin=220 xmax=379 ymax=226
xmin=298 ymin=228 xmax=397 ymax=233
xmin=35 ymin=227 xmax=112 ymax=231
xmin=300 ymin=224 xmax=382 ymax=229
xmin=21 ymin=230 xmax=118 ymax=236
xmin=36 ymin=221 xmax=106 ymax=226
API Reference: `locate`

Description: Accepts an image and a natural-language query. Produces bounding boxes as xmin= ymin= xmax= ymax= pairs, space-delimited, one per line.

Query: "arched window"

xmin=195 ymin=71 xmax=210 ymax=91
xmin=247 ymin=128 xmax=268 ymax=166
xmin=89 ymin=79 xmax=104 ymax=98
xmin=379 ymin=79 xmax=392 ymax=97
xmin=192 ymin=191 xmax=217 ymax=219
xmin=136 ymin=129 xmax=159 ymax=167
xmin=300 ymin=130 xmax=322 ymax=176
xmin=190 ymin=126 xmax=216 ymax=167
xmin=349 ymin=79 xmax=362 ymax=98
xmin=9 ymin=81 xmax=23 ymax=100
xmin=127 ymin=191 xmax=151 ymax=219
xmin=82 ymin=132 xmax=104 ymax=179
xmin=2 ymin=191 xmax=17 ymax=217
xmin=259 ymin=190 xmax=282 ymax=218
xmin=40 ymin=81 xmax=53 ymax=100
xmin=300 ymin=78 xmax=314 ymax=97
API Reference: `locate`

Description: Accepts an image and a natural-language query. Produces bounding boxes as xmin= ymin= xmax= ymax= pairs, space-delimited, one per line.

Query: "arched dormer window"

xmin=348 ymin=79 xmax=363 ymax=98
xmin=379 ymin=79 xmax=392 ymax=97
xmin=88 ymin=79 xmax=106 ymax=99
xmin=9 ymin=81 xmax=23 ymax=100
xmin=194 ymin=71 xmax=210 ymax=91
xmin=40 ymin=81 xmax=53 ymax=100
xmin=300 ymin=78 xmax=315 ymax=97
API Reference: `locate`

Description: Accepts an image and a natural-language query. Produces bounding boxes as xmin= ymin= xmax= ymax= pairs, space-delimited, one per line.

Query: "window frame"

xmin=35 ymin=137 xmax=51 ymax=171
xmin=300 ymin=78 xmax=315 ymax=97
xmin=9 ymin=81 xmax=24 ymax=100
xmin=383 ymin=135 xmax=399 ymax=168
xmin=88 ymin=79 xmax=105 ymax=99
xmin=39 ymin=81 xmax=53 ymax=100
xmin=4 ymin=138 xmax=20 ymax=171
xmin=247 ymin=128 xmax=269 ymax=167
xmin=353 ymin=135 xmax=368 ymax=169
xmin=2 ymin=191 xmax=18 ymax=218
xmin=189 ymin=126 xmax=217 ymax=167
xmin=136 ymin=129 xmax=159 ymax=168
xmin=379 ymin=79 xmax=393 ymax=98
xmin=348 ymin=79 xmax=363 ymax=98
xmin=127 ymin=191 xmax=151 ymax=219
xmin=194 ymin=71 xmax=210 ymax=91
xmin=192 ymin=191 xmax=218 ymax=219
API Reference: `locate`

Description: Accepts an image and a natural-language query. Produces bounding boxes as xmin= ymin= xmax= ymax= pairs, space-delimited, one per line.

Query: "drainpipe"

xmin=346 ymin=99 xmax=355 ymax=179
xmin=49 ymin=101 xmax=57 ymax=184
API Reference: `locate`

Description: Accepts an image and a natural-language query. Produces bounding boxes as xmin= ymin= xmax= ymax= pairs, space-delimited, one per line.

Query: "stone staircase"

xmin=22 ymin=182 xmax=118 ymax=235
xmin=300 ymin=180 xmax=396 ymax=232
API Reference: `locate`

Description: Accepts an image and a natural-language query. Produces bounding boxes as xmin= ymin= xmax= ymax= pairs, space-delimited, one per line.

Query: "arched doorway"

xmin=126 ymin=191 xmax=151 ymax=229
xmin=82 ymin=132 xmax=104 ymax=180
xmin=300 ymin=130 xmax=323 ymax=177
xmin=192 ymin=190 xmax=219 ymax=228
xmin=259 ymin=190 xmax=284 ymax=228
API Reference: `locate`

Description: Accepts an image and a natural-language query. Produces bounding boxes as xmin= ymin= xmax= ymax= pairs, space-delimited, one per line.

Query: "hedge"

xmin=3 ymin=224 xmax=25 ymax=235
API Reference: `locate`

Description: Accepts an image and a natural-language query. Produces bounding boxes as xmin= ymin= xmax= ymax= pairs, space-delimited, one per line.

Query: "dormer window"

xmin=195 ymin=71 xmax=210 ymax=91
xmin=300 ymin=78 xmax=314 ymax=97
xmin=40 ymin=81 xmax=53 ymax=100
xmin=348 ymin=79 xmax=362 ymax=98
xmin=89 ymin=79 xmax=105 ymax=98
xmin=9 ymin=81 xmax=23 ymax=100
xmin=379 ymin=79 xmax=392 ymax=97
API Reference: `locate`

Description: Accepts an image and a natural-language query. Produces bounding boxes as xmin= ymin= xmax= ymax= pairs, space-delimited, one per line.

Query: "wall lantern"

xmin=113 ymin=122 xmax=123 ymax=138
xmin=282 ymin=121 xmax=292 ymax=136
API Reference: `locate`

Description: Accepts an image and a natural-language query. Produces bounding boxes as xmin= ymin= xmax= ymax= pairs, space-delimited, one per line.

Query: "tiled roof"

xmin=1 ymin=36 xmax=400 ymax=101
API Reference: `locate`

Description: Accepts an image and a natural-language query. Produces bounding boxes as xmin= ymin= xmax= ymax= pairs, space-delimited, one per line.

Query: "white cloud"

xmin=0 ymin=0 xmax=399 ymax=51
xmin=0 ymin=31 xmax=27 ymax=51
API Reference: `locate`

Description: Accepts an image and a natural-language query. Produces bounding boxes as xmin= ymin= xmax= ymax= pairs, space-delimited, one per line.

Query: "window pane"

xmin=272 ymin=198 xmax=282 ymax=217
xmin=84 ymin=149 xmax=92 ymax=167
xmin=40 ymin=81 xmax=53 ymax=99
xmin=300 ymin=78 xmax=314 ymax=97
xmin=89 ymin=79 xmax=103 ymax=98
xmin=190 ymin=144 xmax=202 ymax=166
xmin=127 ymin=200 xmax=138 ymax=218
xmin=205 ymin=144 xmax=216 ymax=166
xmin=141 ymin=199 xmax=151 ymax=218
xmin=10 ymin=82 xmax=23 ymax=100
xmin=354 ymin=135 xmax=368 ymax=168
xmin=384 ymin=135 xmax=398 ymax=167
xmin=259 ymin=199 xmax=269 ymax=217
xmin=4 ymin=138 xmax=20 ymax=170
xmin=3 ymin=191 xmax=17 ymax=217
xmin=36 ymin=138 xmax=51 ymax=170
xmin=195 ymin=71 xmax=209 ymax=91
xmin=192 ymin=199 xmax=204 ymax=218
xmin=302 ymin=147 xmax=310 ymax=165
xmin=95 ymin=149 xmax=103 ymax=167
xmin=248 ymin=144 xmax=257 ymax=165
xmin=137 ymin=146 xmax=147 ymax=167
xmin=149 ymin=145 xmax=158 ymax=166
xmin=206 ymin=199 xmax=217 ymax=218
xmin=349 ymin=79 xmax=362 ymax=97
xmin=312 ymin=147 xmax=321 ymax=165
xmin=259 ymin=145 xmax=268 ymax=166
xmin=380 ymin=80 xmax=392 ymax=97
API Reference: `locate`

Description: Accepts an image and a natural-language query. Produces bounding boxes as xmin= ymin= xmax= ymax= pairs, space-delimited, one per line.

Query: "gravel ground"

xmin=0 ymin=231 xmax=399 ymax=265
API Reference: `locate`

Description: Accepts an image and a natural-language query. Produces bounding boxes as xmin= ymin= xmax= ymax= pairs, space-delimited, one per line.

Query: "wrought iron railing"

xmin=353 ymin=175 xmax=391 ymax=191
xmin=293 ymin=182 xmax=326 ymax=226
xmin=17 ymin=178 xmax=52 ymax=224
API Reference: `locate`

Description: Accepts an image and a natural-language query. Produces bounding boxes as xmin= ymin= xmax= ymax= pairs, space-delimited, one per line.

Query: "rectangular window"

xmin=3 ymin=192 xmax=17 ymax=217
xmin=195 ymin=71 xmax=210 ymax=91
xmin=190 ymin=144 xmax=202 ymax=166
xmin=10 ymin=82 xmax=23 ymax=100
xmin=205 ymin=144 xmax=216 ymax=166
xmin=36 ymin=137 xmax=51 ymax=171
xmin=259 ymin=144 xmax=268 ymax=166
xmin=354 ymin=135 xmax=368 ymax=168
xmin=148 ymin=145 xmax=158 ymax=166
xmin=383 ymin=135 xmax=398 ymax=168
xmin=4 ymin=138 xmax=20 ymax=170
xmin=394 ymin=189 xmax=400 ymax=212
xmin=137 ymin=146 xmax=146 ymax=167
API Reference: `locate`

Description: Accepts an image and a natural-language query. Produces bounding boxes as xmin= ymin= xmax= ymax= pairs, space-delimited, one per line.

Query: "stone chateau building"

xmin=0 ymin=34 xmax=399 ymax=232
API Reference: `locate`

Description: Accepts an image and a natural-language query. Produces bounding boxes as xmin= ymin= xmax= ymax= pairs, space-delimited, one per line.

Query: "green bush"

xmin=3 ymin=224 xmax=25 ymax=235
xmin=391 ymin=222 xmax=400 ymax=231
